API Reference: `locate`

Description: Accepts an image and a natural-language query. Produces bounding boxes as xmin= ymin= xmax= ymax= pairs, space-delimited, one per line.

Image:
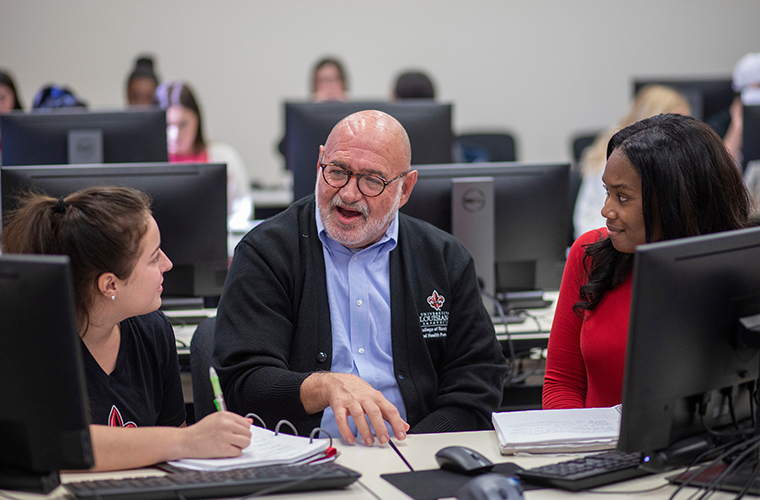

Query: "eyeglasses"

xmin=319 ymin=153 xmax=408 ymax=197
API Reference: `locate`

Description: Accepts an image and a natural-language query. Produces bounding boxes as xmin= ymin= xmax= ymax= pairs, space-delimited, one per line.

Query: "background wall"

xmin=2 ymin=0 xmax=759 ymax=187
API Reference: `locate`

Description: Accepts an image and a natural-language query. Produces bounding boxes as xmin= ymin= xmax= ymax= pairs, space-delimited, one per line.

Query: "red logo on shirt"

xmin=427 ymin=290 xmax=445 ymax=311
xmin=108 ymin=405 xmax=137 ymax=428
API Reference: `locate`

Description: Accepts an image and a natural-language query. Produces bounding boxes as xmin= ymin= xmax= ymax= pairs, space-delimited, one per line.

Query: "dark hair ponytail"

xmin=2 ymin=186 xmax=152 ymax=334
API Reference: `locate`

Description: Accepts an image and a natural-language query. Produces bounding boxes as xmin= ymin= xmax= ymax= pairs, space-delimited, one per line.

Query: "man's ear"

xmin=398 ymin=170 xmax=418 ymax=209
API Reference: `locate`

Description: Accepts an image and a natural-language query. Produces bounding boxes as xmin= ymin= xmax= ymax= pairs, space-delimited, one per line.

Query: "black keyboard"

xmin=517 ymin=450 xmax=650 ymax=491
xmin=65 ymin=462 xmax=361 ymax=500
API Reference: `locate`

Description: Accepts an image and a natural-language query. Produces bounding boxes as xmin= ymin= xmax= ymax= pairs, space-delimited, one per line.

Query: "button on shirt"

xmin=316 ymin=210 xmax=407 ymax=439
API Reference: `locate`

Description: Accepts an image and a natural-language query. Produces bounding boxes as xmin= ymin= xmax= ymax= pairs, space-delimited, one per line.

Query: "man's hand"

xmin=300 ymin=372 xmax=410 ymax=445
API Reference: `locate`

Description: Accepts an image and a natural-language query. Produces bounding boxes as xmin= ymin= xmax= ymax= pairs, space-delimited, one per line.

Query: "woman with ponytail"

xmin=1 ymin=186 xmax=252 ymax=471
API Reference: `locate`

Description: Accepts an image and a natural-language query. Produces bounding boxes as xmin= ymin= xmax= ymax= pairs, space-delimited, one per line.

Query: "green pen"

xmin=209 ymin=366 xmax=227 ymax=412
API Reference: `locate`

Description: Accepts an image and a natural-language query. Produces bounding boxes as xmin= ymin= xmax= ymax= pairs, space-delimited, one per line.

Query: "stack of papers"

xmin=491 ymin=405 xmax=622 ymax=454
xmin=169 ymin=425 xmax=332 ymax=471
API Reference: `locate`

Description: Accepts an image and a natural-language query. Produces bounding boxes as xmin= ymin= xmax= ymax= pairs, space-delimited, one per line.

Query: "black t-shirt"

xmin=81 ymin=311 xmax=186 ymax=428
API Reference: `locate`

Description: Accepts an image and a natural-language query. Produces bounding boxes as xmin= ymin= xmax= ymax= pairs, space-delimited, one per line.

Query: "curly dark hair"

xmin=575 ymin=113 xmax=752 ymax=312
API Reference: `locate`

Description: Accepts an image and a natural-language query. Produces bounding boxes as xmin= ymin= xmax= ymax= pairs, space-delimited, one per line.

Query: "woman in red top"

xmin=543 ymin=113 xmax=752 ymax=409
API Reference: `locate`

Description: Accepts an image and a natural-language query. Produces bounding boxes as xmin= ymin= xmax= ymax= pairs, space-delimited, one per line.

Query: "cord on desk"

xmin=357 ymin=479 xmax=384 ymax=500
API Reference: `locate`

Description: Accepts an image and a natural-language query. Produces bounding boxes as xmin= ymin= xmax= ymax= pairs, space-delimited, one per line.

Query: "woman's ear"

xmin=97 ymin=273 xmax=119 ymax=301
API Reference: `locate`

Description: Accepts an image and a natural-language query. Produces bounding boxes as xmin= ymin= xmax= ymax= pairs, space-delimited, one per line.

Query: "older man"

xmin=215 ymin=110 xmax=506 ymax=446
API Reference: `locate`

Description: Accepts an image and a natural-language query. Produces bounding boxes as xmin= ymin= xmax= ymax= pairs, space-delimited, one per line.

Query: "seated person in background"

xmin=126 ymin=55 xmax=160 ymax=106
xmin=312 ymin=57 xmax=348 ymax=102
xmin=723 ymin=52 xmax=760 ymax=163
xmin=573 ymin=85 xmax=690 ymax=239
xmin=392 ymin=70 xmax=436 ymax=100
xmin=215 ymin=110 xmax=506 ymax=445
xmin=0 ymin=69 xmax=24 ymax=157
xmin=31 ymin=84 xmax=88 ymax=109
xmin=1 ymin=186 xmax=253 ymax=471
xmin=543 ymin=114 xmax=752 ymax=410
xmin=278 ymin=57 xmax=349 ymax=159
xmin=156 ymin=81 xmax=253 ymax=227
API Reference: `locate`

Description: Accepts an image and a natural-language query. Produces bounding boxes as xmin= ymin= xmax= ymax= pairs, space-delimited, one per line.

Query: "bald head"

xmin=325 ymin=110 xmax=412 ymax=171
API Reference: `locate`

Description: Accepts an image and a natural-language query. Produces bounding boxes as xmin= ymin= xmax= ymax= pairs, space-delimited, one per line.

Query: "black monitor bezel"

xmin=0 ymin=254 xmax=93 ymax=492
xmin=0 ymin=109 xmax=168 ymax=166
xmin=0 ymin=162 xmax=228 ymax=299
xmin=284 ymin=101 xmax=454 ymax=202
xmin=618 ymin=227 xmax=760 ymax=458
xmin=400 ymin=161 xmax=570 ymax=293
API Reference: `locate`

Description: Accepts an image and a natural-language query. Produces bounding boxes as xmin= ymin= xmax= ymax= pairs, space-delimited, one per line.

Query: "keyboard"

xmin=516 ymin=450 xmax=650 ymax=491
xmin=65 ymin=462 xmax=361 ymax=500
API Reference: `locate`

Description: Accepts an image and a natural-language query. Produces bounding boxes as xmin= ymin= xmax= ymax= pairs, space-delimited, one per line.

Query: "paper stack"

xmin=169 ymin=424 xmax=333 ymax=471
xmin=491 ymin=405 xmax=622 ymax=455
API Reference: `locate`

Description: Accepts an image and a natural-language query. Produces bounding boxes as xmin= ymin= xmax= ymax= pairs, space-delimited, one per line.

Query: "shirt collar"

xmin=316 ymin=201 xmax=399 ymax=257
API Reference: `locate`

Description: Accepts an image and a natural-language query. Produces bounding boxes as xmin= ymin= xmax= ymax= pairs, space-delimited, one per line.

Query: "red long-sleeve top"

xmin=542 ymin=228 xmax=633 ymax=409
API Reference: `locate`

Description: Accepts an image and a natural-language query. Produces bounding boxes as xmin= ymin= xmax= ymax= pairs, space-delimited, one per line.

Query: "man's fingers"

xmin=332 ymin=406 xmax=357 ymax=444
xmin=348 ymin=402 xmax=376 ymax=445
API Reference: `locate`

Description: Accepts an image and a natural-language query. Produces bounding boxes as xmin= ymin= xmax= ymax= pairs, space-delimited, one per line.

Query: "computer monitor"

xmin=617 ymin=226 xmax=760 ymax=470
xmin=742 ymin=105 xmax=760 ymax=169
xmin=0 ymin=163 xmax=228 ymax=302
xmin=284 ymin=101 xmax=454 ymax=201
xmin=0 ymin=255 xmax=93 ymax=493
xmin=400 ymin=162 xmax=570 ymax=308
xmin=632 ymin=78 xmax=734 ymax=124
xmin=0 ymin=109 xmax=168 ymax=166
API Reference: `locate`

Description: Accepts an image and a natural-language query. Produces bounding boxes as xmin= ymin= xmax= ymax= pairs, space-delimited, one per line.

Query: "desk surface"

xmin=11 ymin=430 xmax=737 ymax=500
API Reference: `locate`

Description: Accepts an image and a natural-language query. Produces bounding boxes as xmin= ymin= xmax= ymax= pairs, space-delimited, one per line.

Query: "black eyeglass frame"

xmin=319 ymin=152 xmax=409 ymax=197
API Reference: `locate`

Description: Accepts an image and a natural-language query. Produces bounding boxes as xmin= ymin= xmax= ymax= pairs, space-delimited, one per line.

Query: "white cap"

xmin=733 ymin=53 xmax=760 ymax=91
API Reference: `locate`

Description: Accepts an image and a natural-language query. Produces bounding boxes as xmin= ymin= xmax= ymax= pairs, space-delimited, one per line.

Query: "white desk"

xmin=10 ymin=430 xmax=737 ymax=500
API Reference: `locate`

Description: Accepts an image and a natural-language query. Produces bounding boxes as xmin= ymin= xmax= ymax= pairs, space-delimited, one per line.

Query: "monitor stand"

xmin=451 ymin=177 xmax=495 ymax=313
xmin=0 ymin=466 xmax=60 ymax=494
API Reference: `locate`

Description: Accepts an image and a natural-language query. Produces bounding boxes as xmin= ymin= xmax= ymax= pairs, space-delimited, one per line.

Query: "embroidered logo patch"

xmin=420 ymin=290 xmax=449 ymax=339
xmin=427 ymin=290 xmax=445 ymax=311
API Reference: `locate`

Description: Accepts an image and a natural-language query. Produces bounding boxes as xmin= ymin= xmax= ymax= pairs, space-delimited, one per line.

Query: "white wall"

xmin=2 ymin=0 xmax=759 ymax=187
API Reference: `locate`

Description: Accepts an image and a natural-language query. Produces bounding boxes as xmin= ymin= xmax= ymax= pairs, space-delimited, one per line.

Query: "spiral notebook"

xmin=169 ymin=420 xmax=335 ymax=471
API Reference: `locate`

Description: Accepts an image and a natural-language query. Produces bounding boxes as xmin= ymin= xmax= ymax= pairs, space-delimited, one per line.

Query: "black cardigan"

xmin=214 ymin=195 xmax=506 ymax=436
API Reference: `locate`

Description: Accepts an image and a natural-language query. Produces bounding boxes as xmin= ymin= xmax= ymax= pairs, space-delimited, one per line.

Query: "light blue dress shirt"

xmin=315 ymin=209 xmax=407 ymax=439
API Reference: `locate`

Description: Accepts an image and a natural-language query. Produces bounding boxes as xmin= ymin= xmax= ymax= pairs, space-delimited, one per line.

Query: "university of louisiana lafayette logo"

xmin=108 ymin=405 xmax=137 ymax=428
xmin=427 ymin=290 xmax=445 ymax=311
xmin=420 ymin=290 xmax=449 ymax=339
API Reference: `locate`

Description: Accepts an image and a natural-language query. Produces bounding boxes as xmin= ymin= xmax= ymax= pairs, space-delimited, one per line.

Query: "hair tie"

xmin=54 ymin=197 xmax=67 ymax=214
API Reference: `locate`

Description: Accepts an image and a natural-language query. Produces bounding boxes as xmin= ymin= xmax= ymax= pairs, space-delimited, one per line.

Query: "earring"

xmin=111 ymin=295 xmax=116 ymax=301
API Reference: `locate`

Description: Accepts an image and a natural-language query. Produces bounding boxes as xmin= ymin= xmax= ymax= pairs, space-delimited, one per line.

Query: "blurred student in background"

xmin=31 ymin=84 xmax=88 ymax=109
xmin=156 ymin=81 xmax=253 ymax=228
xmin=392 ymin=71 xmax=436 ymax=100
xmin=572 ymin=85 xmax=691 ymax=239
xmin=311 ymin=57 xmax=348 ymax=102
xmin=0 ymin=69 xmax=24 ymax=158
xmin=1 ymin=186 xmax=252 ymax=471
xmin=722 ymin=52 xmax=760 ymax=163
xmin=544 ymin=114 xmax=751 ymax=410
xmin=126 ymin=55 xmax=160 ymax=107
xmin=0 ymin=70 xmax=23 ymax=113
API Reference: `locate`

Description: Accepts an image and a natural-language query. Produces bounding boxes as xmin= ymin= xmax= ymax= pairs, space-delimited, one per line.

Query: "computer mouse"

xmin=456 ymin=474 xmax=524 ymax=500
xmin=435 ymin=445 xmax=494 ymax=474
